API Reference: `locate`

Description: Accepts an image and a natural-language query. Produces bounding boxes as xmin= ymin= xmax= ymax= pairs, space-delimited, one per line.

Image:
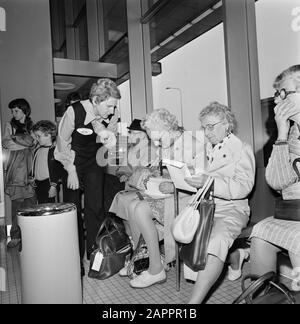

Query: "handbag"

xmin=172 ymin=177 xmax=214 ymax=244
xmin=88 ymin=216 xmax=133 ymax=280
xmin=127 ymin=234 xmax=149 ymax=279
xmin=179 ymin=177 xmax=215 ymax=271
xmin=233 ymin=271 xmax=300 ymax=304
xmin=274 ymin=158 xmax=300 ymax=222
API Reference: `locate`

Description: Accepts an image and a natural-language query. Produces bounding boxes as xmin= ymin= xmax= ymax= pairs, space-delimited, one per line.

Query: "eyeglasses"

xmin=274 ymin=88 xmax=296 ymax=100
xmin=201 ymin=120 xmax=224 ymax=132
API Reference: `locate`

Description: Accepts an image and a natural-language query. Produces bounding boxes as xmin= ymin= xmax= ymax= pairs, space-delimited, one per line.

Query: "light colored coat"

xmin=203 ymin=133 xmax=256 ymax=262
xmin=206 ymin=133 xmax=255 ymax=214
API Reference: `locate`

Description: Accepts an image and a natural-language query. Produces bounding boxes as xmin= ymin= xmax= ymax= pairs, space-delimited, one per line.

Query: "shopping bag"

xmin=179 ymin=178 xmax=215 ymax=271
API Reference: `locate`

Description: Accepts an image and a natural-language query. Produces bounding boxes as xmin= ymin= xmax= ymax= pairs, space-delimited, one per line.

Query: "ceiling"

xmin=51 ymin=0 xmax=222 ymax=115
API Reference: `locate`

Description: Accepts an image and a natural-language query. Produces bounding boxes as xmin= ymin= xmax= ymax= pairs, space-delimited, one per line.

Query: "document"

xmin=162 ymin=159 xmax=197 ymax=192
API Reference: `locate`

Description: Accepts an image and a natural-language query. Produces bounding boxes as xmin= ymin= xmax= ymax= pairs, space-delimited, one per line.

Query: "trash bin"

xmin=17 ymin=203 xmax=82 ymax=304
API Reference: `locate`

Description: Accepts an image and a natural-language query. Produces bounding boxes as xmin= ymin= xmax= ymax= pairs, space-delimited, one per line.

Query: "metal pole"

xmin=166 ymin=87 xmax=183 ymax=127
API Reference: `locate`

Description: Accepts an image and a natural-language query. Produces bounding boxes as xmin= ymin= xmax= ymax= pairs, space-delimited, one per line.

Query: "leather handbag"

xmin=274 ymin=158 xmax=300 ymax=222
xmin=172 ymin=177 xmax=214 ymax=244
xmin=179 ymin=178 xmax=215 ymax=272
xmin=233 ymin=271 xmax=300 ymax=304
xmin=88 ymin=216 xmax=133 ymax=280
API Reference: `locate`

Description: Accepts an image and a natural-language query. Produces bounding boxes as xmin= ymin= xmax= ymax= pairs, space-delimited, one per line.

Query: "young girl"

xmin=2 ymin=98 xmax=36 ymax=248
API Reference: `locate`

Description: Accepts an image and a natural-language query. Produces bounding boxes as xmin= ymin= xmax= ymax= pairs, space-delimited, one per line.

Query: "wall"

xmin=0 ymin=0 xmax=54 ymax=127
xmin=0 ymin=0 xmax=55 ymax=225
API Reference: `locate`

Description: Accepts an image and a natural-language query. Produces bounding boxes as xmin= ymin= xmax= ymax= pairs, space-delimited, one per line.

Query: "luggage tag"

xmin=91 ymin=251 xmax=103 ymax=271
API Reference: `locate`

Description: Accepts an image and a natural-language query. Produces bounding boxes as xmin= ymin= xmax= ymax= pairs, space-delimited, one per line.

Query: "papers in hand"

xmin=162 ymin=159 xmax=197 ymax=192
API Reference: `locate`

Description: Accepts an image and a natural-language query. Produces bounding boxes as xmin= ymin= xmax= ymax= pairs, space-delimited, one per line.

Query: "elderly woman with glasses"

xmin=184 ymin=101 xmax=255 ymax=304
xmin=249 ymin=65 xmax=300 ymax=286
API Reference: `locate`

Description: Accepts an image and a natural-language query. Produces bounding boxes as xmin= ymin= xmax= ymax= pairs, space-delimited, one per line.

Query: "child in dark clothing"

xmin=32 ymin=120 xmax=65 ymax=204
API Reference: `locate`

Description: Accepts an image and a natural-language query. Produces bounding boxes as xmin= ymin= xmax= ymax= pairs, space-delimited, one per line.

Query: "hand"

xmin=107 ymin=111 xmax=120 ymax=133
xmin=98 ymin=130 xmax=117 ymax=149
xmin=274 ymin=99 xmax=298 ymax=139
xmin=184 ymin=174 xmax=209 ymax=188
xmin=119 ymin=174 xmax=129 ymax=183
xmin=159 ymin=181 xmax=174 ymax=194
xmin=149 ymin=167 xmax=161 ymax=177
xmin=67 ymin=170 xmax=79 ymax=190
xmin=187 ymin=165 xmax=196 ymax=176
xmin=48 ymin=186 xmax=57 ymax=198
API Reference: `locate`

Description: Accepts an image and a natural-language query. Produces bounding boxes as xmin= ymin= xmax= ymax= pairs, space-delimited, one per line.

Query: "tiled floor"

xmin=0 ymin=230 xmax=293 ymax=304
xmin=0 ymin=234 xmax=245 ymax=304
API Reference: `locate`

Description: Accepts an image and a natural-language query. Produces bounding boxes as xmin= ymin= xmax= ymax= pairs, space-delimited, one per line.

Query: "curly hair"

xmin=32 ymin=120 xmax=57 ymax=141
xmin=89 ymin=78 xmax=121 ymax=104
xmin=143 ymin=108 xmax=183 ymax=132
xmin=199 ymin=101 xmax=237 ymax=134
xmin=273 ymin=64 xmax=300 ymax=90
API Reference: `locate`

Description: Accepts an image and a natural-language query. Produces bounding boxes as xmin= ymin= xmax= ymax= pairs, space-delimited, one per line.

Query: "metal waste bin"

xmin=17 ymin=203 xmax=82 ymax=304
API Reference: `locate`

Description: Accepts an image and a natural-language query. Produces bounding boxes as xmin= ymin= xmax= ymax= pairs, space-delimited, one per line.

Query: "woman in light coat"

xmin=185 ymin=101 xmax=255 ymax=303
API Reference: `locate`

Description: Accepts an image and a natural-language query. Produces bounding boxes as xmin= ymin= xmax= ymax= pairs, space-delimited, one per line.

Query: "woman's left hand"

xmin=184 ymin=174 xmax=209 ymax=188
xmin=159 ymin=181 xmax=174 ymax=194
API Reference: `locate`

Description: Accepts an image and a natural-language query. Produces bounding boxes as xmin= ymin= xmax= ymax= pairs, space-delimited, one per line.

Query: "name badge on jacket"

xmin=77 ymin=128 xmax=93 ymax=136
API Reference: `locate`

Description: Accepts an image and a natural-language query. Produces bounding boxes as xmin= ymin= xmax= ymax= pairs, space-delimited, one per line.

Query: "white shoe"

xmin=228 ymin=248 xmax=250 ymax=281
xmin=130 ymin=268 xmax=166 ymax=288
xmin=119 ymin=261 xmax=130 ymax=277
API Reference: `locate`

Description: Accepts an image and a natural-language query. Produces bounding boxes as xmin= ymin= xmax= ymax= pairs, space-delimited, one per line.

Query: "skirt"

xmin=250 ymin=217 xmax=300 ymax=256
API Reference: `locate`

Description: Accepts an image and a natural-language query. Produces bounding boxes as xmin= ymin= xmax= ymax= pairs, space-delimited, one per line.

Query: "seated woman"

xmin=184 ymin=101 xmax=255 ymax=303
xmin=250 ymin=65 xmax=300 ymax=285
xmin=109 ymin=108 xmax=205 ymax=288
xmin=103 ymin=119 xmax=157 ymax=211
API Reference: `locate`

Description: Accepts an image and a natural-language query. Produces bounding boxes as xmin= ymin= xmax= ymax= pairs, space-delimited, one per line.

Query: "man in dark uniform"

xmin=54 ymin=78 xmax=121 ymax=276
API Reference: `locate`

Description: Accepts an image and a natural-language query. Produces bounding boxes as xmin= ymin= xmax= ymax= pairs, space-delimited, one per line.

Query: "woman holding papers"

xmin=184 ymin=101 xmax=255 ymax=304
xmin=110 ymin=108 xmax=205 ymax=288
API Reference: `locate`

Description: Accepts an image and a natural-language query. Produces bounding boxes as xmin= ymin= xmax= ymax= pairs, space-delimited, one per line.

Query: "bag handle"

xmin=194 ymin=177 xmax=214 ymax=208
xmin=233 ymin=271 xmax=295 ymax=304
xmin=188 ymin=176 xmax=213 ymax=207
xmin=95 ymin=217 xmax=122 ymax=242
xmin=292 ymin=157 xmax=300 ymax=181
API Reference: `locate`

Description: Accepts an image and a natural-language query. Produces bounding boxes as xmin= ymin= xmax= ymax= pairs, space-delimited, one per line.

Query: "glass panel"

xmin=101 ymin=0 xmax=128 ymax=55
xmin=152 ymin=23 xmax=227 ymax=131
xmin=50 ymin=0 xmax=88 ymax=60
xmin=255 ymin=0 xmax=300 ymax=165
